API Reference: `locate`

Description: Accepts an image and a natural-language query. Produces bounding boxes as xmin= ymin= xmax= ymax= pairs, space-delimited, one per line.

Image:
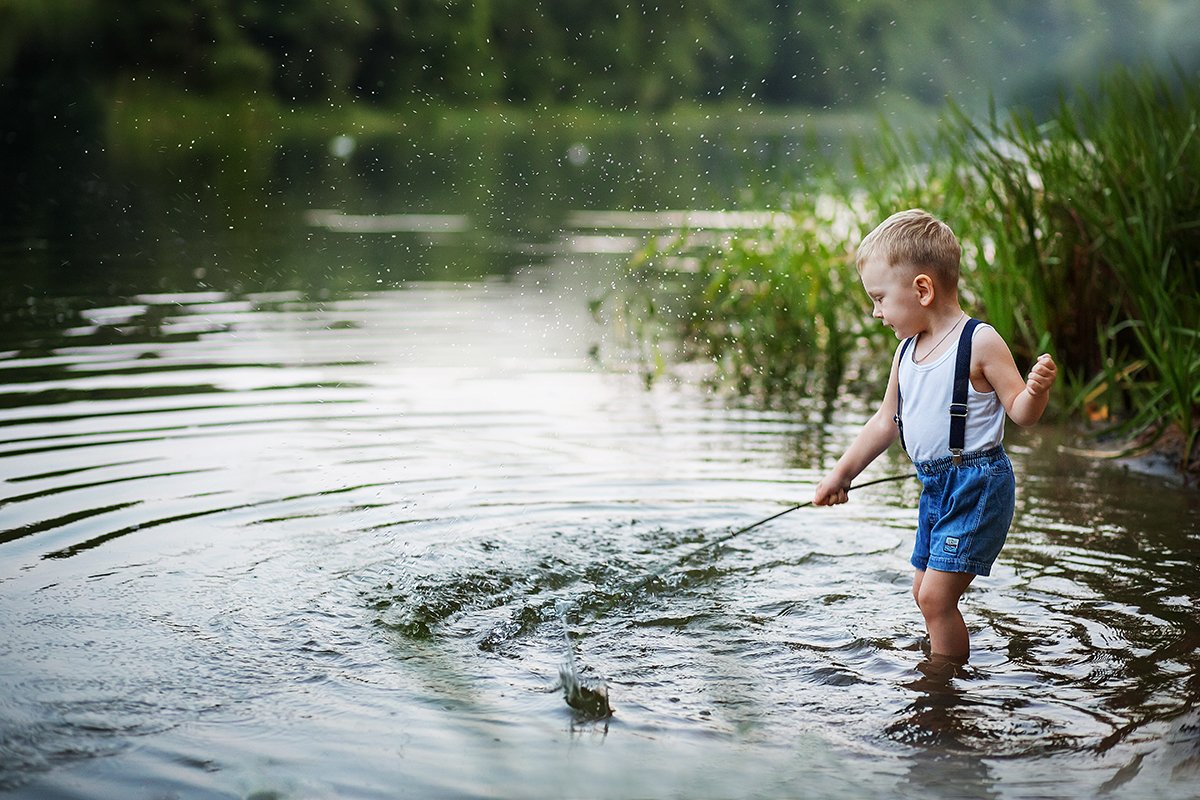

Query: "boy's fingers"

xmin=1030 ymin=356 xmax=1057 ymax=382
xmin=814 ymin=489 xmax=846 ymax=506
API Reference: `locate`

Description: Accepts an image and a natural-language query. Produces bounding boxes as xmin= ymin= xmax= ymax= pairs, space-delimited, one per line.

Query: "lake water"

xmin=2 ymin=123 xmax=1199 ymax=799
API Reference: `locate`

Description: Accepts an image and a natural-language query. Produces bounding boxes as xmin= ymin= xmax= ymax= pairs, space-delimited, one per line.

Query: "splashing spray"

xmin=551 ymin=474 xmax=914 ymax=717
xmin=556 ymin=600 xmax=613 ymax=719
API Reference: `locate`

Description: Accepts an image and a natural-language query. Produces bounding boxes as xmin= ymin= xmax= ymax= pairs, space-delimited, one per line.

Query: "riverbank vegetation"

xmin=627 ymin=68 xmax=1199 ymax=471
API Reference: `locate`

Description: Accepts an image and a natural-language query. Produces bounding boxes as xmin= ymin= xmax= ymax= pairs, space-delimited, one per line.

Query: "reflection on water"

xmin=2 ymin=129 xmax=1199 ymax=799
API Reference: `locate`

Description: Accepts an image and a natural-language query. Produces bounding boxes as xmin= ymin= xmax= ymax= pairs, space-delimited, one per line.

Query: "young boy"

xmin=814 ymin=209 xmax=1057 ymax=663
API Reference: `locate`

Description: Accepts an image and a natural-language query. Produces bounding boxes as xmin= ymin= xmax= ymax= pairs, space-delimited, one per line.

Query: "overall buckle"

xmin=950 ymin=448 xmax=964 ymax=466
xmin=949 ymin=403 xmax=968 ymax=418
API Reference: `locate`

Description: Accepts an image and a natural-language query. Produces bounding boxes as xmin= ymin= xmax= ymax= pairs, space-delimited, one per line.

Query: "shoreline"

xmin=1061 ymin=425 xmax=1199 ymax=486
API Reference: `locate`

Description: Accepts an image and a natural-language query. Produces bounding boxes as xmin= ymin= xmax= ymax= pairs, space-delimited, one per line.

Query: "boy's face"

xmin=859 ymin=256 xmax=924 ymax=339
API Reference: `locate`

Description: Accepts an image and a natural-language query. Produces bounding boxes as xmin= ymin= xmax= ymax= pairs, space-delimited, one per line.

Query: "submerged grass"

xmin=628 ymin=67 xmax=1200 ymax=471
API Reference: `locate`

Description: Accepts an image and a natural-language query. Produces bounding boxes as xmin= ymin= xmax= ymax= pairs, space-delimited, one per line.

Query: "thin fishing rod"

xmin=643 ymin=472 xmax=917 ymax=583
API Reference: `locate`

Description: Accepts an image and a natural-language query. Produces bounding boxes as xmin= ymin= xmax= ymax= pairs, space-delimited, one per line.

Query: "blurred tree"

xmin=1 ymin=0 xmax=1197 ymax=114
xmin=684 ymin=0 xmax=776 ymax=104
xmin=0 ymin=0 xmax=106 ymax=156
xmin=236 ymin=0 xmax=375 ymax=101
xmin=487 ymin=0 xmax=572 ymax=105
xmin=762 ymin=0 xmax=874 ymax=106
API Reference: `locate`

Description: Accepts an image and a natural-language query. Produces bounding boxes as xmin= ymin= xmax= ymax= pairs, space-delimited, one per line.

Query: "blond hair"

xmin=856 ymin=209 xmax=961 ymax=290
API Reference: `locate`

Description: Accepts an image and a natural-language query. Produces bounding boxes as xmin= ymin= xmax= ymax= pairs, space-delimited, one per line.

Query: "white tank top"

xmin=896 ymin=323 xmax=1006 ymax=463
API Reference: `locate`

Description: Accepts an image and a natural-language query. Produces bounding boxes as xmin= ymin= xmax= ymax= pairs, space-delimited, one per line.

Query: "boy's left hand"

xmin=1026 ymin=354 xmax=1057 ymax=396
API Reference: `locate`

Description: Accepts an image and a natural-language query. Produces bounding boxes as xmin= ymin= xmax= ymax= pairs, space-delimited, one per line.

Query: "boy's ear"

xmin=912 ymin=273 xmax=936 ymax=306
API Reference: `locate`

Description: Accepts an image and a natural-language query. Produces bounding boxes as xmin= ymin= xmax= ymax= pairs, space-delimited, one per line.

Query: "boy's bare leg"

xmin=912 ymin=568 xmax=976 ymax=659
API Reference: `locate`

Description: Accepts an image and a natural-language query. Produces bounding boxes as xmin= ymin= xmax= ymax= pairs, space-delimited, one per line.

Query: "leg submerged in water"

xmin=912 ymin=568 xmax=976 ymax=660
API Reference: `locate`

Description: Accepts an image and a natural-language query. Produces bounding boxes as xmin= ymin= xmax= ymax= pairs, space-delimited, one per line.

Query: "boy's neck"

xmin=917 ymin=298 xmax=966 ymax=333
xmin=913 ymin=303 xmax=968 ymax=361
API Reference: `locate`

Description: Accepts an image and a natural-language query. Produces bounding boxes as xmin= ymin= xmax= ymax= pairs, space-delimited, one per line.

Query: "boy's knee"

xmin=916 ymin=587 xmax=955 ymax=619
xmin=915 ymin=571 xmax=974 ymax=617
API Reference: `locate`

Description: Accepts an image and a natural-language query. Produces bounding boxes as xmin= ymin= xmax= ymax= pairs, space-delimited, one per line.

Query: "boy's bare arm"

xmin=814 ymin=352 xmax=902 ymax=506
xmin=1012 ymin=353 xmax=1057 ymax=424
xmin=813 ymin=409 xmax=900 ymax=505
xmin=975 ymin=328 xmax=1057 ymax=427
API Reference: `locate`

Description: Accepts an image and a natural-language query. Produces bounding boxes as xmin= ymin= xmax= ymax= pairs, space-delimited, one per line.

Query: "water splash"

xmin=556 ymin=600 xmax=613 ymax=720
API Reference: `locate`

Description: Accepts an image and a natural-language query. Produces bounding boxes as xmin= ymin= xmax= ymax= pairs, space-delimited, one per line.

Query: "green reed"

xmin=630 ymin=67 xmax=1199 ymax=469
xmin=939 ymin=69 xmax=1200 ymax=468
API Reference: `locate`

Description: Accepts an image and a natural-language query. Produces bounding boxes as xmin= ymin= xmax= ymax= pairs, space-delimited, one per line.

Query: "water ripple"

xmin=1 ymin=278 xmax=1197 ymax=799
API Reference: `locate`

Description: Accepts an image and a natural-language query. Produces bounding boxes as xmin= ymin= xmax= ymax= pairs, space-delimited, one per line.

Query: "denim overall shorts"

xmin=896 ymin=319 xmax=1015 ymax=576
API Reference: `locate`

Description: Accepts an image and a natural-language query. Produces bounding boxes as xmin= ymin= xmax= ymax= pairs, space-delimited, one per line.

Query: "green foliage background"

xmin=2 ymin=0 xmax=1199 ymax=113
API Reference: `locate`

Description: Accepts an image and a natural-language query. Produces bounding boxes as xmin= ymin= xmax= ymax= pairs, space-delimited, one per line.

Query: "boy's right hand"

xmin=1026 ymin=353 xmax=1057 ymax=396
xmin=813 ymin=475 xmax=850 ymax=506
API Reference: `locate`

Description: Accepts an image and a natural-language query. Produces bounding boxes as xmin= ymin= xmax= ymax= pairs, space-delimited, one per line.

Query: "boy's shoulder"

xmin=969 ymin=323 xmax=1012 ymax=362
xmin=968 ymin=322 xmax=1022 ymax=393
